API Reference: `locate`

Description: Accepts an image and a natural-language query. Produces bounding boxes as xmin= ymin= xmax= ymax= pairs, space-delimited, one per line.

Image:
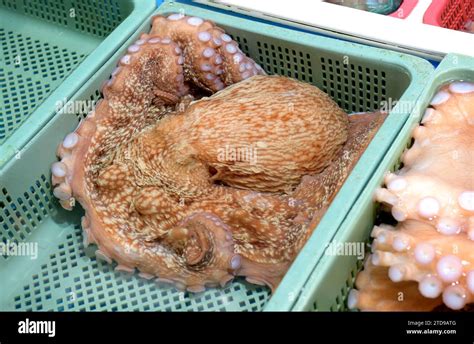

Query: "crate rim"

xmin=291 ymin=53 xmax=474 ymax=311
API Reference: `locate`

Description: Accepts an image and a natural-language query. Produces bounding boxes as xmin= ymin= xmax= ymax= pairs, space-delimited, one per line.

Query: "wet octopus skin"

xmin=51 ymin=13 xmax=386 ymax=293
xmin=148 ymin=13 xmax=264 ymax=92
xmin=349 ymin=82 xmax=474 ymax=311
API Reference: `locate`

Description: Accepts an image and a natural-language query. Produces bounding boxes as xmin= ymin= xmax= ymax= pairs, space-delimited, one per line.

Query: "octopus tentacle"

xmin=352 ymin=81 xmax=474 ymax=311
xmin=348 ymin=258 xmax=442 ymax=311
xmin=150 ymin=14 xmax=264 ymax=92
xmin=208 ymin=27 xmax=264 ymax=84
xmin=83 ymin=206 xmax=240 ymax=290
xmin=53 ymin=132 xmax=79 ymax=210
xmin=164 ymin=213 xmax=239 ymax=269
xmin=52 ymin=36 xmax=189 ymax=210
xmin=102 ymin=35 xmax=188 ymax=104
xmin=351 ymin=220 xmax=474 ymax=311
xmin=374 ymin=83 xmax=474 ymax=236
xmin=238 ymin=258 xmax=291 ymax=290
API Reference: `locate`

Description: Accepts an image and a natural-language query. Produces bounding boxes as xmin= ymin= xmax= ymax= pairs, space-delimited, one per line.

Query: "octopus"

xmin=51 ymin=13 xmax=385 ymax=293
xmin=349 ymin=81 xmax=474 ymax=311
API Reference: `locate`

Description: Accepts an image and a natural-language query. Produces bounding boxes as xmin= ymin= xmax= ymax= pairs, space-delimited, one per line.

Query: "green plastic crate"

xmin=0 ymin=0 xmax=156 ymax=167
xmin=0 ymin=2 xmax=433 ymax=311
xmin=292 ymin=53 xmax=474 ymax=311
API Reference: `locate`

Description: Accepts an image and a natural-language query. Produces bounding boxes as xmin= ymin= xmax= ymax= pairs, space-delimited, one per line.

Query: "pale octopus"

xmin=51 ymin=13 xmax=385 ymax=293
xmin=349 ymin=82 xmax=474 ymax=311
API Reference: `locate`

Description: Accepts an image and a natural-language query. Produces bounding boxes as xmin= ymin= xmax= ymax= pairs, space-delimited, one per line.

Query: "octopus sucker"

xmin=150 ymin=14 xmax=263 ymax=91
xmin=351 ymin=81 xmax=474 ymax=311
xmin=348 ymin=259 xmax=443 ymax=311
xmin=52 ymin=14 xmax=386 ymax=293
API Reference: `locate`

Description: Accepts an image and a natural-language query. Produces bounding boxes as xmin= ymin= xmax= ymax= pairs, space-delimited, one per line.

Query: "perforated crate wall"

xmin=0 ymin=0 xmax=141 ymax=146
xmin=230 ymin=33 xmax=392 ymax=114
xmin=311 ymin=259 xmax=363 ymax=312
xmin=0 ymin=174 xmax=55 ymax=261
xmin=0 ymin=0 xmax=126 ymax=38
xmin=11 ymin=225 xmax=270 ymax=312
xmin=0 ymin=28 xmax=86 ymax=141
xmin=319 ymin=57 xmax=386 ymax=113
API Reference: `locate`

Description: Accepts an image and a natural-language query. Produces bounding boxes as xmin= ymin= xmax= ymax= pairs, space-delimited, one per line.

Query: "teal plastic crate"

xmin=0 ymin=2 xmax=433 ymax=311
xmin=0 ymin=0 xmax=156 ymax=167
xmin=292 ymin=53 xmax=474 ymax=311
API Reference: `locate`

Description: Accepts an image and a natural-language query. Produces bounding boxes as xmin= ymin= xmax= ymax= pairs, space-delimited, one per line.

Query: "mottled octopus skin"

xmin=51 ymin=14 xmax=385 ymax=293
xmin=149 ymin=13 xmax=263 ymax=92
xmin=350 ymin=82 xmax=474 ymax=311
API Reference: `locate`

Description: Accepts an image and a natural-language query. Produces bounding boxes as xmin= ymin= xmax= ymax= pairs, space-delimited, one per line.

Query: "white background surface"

xmin=197 ymin=0 xmax=474 ymax=60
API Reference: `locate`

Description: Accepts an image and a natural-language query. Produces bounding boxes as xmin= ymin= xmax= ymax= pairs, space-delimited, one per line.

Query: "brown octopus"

xmin=51 ymin=13 xmax=386 ymax=293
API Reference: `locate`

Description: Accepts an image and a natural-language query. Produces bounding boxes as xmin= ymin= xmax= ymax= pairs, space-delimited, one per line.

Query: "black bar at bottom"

xmin=0 ymin=311 xmax=472 ymax=343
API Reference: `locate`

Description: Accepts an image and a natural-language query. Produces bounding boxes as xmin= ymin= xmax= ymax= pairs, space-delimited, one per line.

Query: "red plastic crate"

xmin=424 ymin=0 xmax=474 ymax=31
xmin=389 ymin=0 xmax=419 ymax=18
